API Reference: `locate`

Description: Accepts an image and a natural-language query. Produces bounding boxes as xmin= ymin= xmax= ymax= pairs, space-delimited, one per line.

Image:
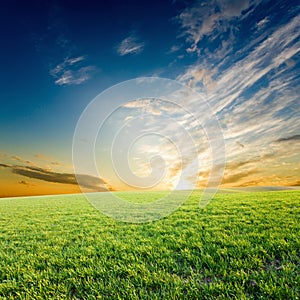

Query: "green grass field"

xmin=0 ymin=190 xmax=299 ymax=299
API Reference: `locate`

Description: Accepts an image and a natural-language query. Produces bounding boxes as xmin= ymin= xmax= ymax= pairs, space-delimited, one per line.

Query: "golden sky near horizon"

xmin=1 ymin=132 xmax=299 ymax=198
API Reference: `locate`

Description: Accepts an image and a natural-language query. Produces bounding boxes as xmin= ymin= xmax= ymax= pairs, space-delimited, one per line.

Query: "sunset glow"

xmin=1 ymin=0 xmax=299 ymax=197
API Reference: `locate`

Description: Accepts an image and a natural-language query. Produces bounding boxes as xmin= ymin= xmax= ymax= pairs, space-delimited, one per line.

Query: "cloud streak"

xmin=50 ymin=56 xmax=96 ymax=85
xmin=117 ymin=35 xmax=145 ymax=56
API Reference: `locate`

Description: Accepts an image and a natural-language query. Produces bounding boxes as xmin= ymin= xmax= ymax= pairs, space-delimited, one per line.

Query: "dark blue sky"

xmin=1 ymin=1 xmax=185 ymax=153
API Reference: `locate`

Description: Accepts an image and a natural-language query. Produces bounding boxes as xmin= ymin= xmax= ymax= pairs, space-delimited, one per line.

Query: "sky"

xmin=0 ymin=0 xmax=299 ymax=197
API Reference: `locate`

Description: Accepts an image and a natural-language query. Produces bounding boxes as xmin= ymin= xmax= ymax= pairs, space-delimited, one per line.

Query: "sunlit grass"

xmin=0 ymin=190 xmax=299 ymax=299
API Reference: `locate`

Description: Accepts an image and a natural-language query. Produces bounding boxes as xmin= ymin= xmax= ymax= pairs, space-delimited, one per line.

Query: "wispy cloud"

xmin=117 ymin=35 xmax=145 ymax=56
xmin=177 ymin=0 xmax=257 ymax=54
xmin=124 ymin=99 xmax=163 ymax=116
xmin=177 ymin=67 xmax=216 ymax=91
xmin=11 ymin=155 xmax=23 ymax=162
xmin=10 ymin=155 xmax=34 ymax=165
xmin=29 ymin=3 xmax=97 ymax=86
xmin=256 ymin=16 xmax=270 ymax=29
xmin=50 ymin=56 xmax=96 ymax=85
xmin=123 ymin=5 xmax=300 ymax=188
xmin=168 ymin=45 xmax=181 ymax=54
xmin=177 ymin=13 xmax=300 ymax=138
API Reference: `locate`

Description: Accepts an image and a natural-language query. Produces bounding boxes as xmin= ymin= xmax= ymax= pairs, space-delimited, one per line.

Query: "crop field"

xmin=0 ymin=190 xmax=299 ymax=299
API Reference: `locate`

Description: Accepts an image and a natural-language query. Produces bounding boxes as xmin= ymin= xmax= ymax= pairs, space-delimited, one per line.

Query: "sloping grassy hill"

xmin=0 ymin=190 xmax=299 ymax=299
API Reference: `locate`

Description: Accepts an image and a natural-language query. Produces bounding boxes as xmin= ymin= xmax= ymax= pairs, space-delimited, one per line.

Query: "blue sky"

xmin=0 ymin=0 xmax=299 ymax=196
